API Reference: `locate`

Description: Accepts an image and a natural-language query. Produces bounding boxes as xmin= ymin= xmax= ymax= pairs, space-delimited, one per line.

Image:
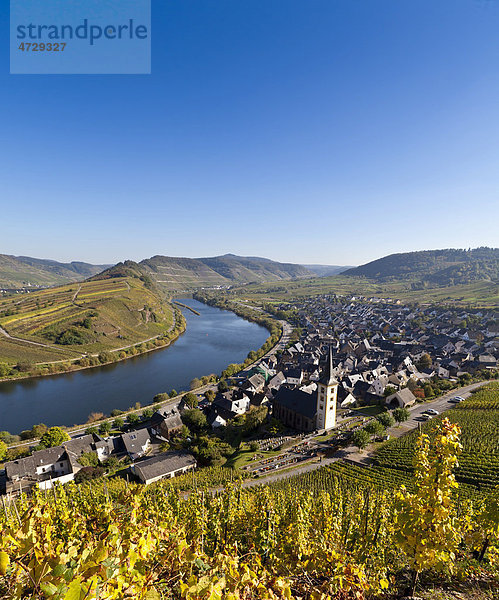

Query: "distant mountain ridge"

xmin=95 ymin=254 xmax=315 ymax=291
xmin=301 ymin=264 xmax=353 ymax=277
xmin=0 ymin=254 xmax=112 ymax=289
xmin=343 ymin=247 xmax=499 ymax=285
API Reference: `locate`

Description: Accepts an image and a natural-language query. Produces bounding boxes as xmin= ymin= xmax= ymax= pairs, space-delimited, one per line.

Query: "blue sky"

xmin=1 ymin=0 xmax=498 ymax=266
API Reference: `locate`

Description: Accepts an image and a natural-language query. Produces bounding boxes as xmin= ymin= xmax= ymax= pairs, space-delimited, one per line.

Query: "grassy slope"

xmin=0 ymin=277 xmax=174 ymax=364
xmin=0 ymin=254 xmax=109 ymax=288
xmin=226 ymin=274 xmax=499 ymax=306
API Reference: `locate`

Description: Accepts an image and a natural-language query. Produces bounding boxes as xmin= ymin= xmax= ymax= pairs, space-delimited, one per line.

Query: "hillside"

xmin=0 ymin=276 xmax=175 ymax=369
xmin=343 ymin=247 xmax=499 ymax=285
xmin=95 ymin=254 xmax=315 ymax=291
xmin=301 ymin=264 xmax=353 ymax=276
xmin=0 ymin=254 xmax=111 ymax=290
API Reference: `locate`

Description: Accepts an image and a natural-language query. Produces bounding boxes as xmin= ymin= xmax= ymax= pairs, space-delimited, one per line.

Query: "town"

xmin=2 ymin=293 xmax=496 ymax=496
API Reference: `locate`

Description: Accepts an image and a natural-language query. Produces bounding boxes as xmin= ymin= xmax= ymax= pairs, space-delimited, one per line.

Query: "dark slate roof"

xmin=134 ymin=452 xmax=196 ymax=481
xmin=121 ymin=429 xmax=150 ymax=455
xmin=63 ymin=434 xmax=96 ymax=456
xmin=5 ymin=446 xmax=68 ymax=481
xmin=273 ymin=386 xmax=317 ymax=420
xmin=150 ymin=408 xmax=183 ymax=430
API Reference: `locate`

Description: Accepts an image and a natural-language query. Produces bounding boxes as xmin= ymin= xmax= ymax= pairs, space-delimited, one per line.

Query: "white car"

xmin=426 ymin=409 xmax=439 ymax=415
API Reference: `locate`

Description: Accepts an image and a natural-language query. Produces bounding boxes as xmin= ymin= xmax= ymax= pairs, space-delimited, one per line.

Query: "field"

xmin=228 ymin=275 xmax=499 ymax=307
xmin=0 ymin=277 xmax=174 ymax=365
xmin=374 ymin=382 xmax=499 ymax=491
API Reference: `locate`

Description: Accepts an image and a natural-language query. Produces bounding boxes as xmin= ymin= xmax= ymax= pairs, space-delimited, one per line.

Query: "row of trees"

xmin=352 ymin=408 xmax=410 ymax=450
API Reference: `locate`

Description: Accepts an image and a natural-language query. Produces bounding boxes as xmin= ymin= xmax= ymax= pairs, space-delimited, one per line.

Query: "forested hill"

xmin=0 ymin=254 xmax=111 ymax=289
xmin=343 ymin=247 xmax=499 ymax=285
xmin=95 ymin=254 xmax=315 ymax=291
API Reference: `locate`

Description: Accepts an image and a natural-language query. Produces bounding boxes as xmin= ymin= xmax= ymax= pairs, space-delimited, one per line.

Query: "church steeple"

xmin=316 ymin=345 xmax=338 ymax=431
xmin=320 ymin=345 xmax=337 ymax=386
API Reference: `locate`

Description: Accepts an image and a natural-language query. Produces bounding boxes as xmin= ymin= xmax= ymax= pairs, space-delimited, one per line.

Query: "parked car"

xmin=426 ymin=409 xmax=439 ymax=415
xmin=421 ymin=414 xmax=433 ymax=421
xmin=448 ymin=396 xmax=464 ymax=403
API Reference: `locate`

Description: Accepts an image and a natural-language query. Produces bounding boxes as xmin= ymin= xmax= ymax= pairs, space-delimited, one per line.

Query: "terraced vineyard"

xmin=0 ymin=277 xmax=174 ymax=366
xmin=374 ymin=382 xmax=499 ymax=491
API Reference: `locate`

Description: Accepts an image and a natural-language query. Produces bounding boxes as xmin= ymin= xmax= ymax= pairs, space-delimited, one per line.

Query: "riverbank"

xmin=0 ymin=306 xmax=187 ymax=384
xmin=0 ymin=299 xmax=271 ymax=437
xmin=193 ymin=291 xmax=283 ymax=378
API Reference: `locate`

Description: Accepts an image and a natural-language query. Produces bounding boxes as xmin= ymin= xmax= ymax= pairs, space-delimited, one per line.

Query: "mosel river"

xmin=0 ymin=299 xmax=268 ymax=434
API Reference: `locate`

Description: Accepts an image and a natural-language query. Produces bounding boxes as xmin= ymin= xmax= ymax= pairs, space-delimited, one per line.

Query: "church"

xmin=272 ymin=348 xmax=338 ymax=432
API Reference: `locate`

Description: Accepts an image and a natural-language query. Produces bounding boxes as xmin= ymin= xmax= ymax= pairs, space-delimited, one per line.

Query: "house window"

xmin=319 ymin=404 xmax=323 ymax=410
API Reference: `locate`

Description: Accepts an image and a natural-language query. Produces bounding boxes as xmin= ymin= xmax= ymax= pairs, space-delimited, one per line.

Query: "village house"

xmin=149 ymin=407 xmax=183 ymax=441
xmin=3 ymin=434 xmax=108 ymax=494
xmin=132 ymin=452 xmax=196 ymax=485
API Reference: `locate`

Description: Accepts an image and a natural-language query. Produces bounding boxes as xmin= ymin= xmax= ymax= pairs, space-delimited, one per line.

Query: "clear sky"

xmin=1 ymin=0 xmax=498 ymax=266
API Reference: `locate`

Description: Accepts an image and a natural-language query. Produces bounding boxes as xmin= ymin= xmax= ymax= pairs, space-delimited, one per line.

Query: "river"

xmin=0 ymin=299 xmax=269 ymax=434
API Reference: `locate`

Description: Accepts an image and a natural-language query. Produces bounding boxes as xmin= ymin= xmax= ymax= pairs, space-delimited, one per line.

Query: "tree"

xmin=417 ymin=353 xmax=432 ymax=371
xmin=190 ymin=378 xmax=202 ymax=390
xmin=99 ymin=421 xmax=112 ymax=436
xmin=182 ymin=409 xmax=207 ymax=433
xmin=78 ymin=451 xmax=99 ymax=467
xmin=74 ymin=466 xmax=105 ymax=483
xmin=103 ymin=456 xmax=120 ymax=473
xmin=112 ymin=417 xmax=124 ymax=429
xmin=217 ymin=379 xmax=229 ymax=393
xmin=204 ymin=389 xmax=215 ymax=402
xmin=98 ymin=352 xmax=113 ymax=364
xmin=153 ymin=393 xmax=168 ymax=403
xmin=16 ymin=361 xmax=33 ymax=373
xmin=249 ymin=441 xmax=259 ymax=452
xmin=352 ymin=429 xmax=370 ymax=450
xmin=383 ymin=385 xmax=396 ymax=397
xmin=364 ymin=421 xmax=385 ymax=440
xmin=142 ymin=408 xmax=154 ymax=420
xmin=0 ymin=431 xmax=20 ymax=445
xmin=169 ymin=389 xmax=178 ymax=399
xmin=0 ymin=362 xmax=12 ymax=377
xmin=127 ymin=413 xmax=140 ymax=424
xmin=393 ymin=407 xmax=410 ymax=424
xmin=39 ymin=427 xmax=70 ymax=448
xmin=376 ymin=412 xmax=394 ymax=428
xmin=85 ymin=426 xmax=98 ymax=435
xmin=0 ymin=440 xmax=7 ymax=461
xmin=423 ymin=384 xmax=434 ymax=398
xmin=183 ymin=393 xmax=199 ymax=409
xmin=394 ymin=418 xmax=462 ymax=596
xmin=242 ymin=406 xmax=268 ymax=436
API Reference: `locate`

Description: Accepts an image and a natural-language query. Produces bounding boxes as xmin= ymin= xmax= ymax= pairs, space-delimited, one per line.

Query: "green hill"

xmin=96 ymin=254 xmax=315 ymax=292
xmin=0 ymin=254 xmax=112 ymax=289
xmin=0 ymin=276 xmax=176 ymax=371
xmin=343 ymin=247 xmax=499 ymax=285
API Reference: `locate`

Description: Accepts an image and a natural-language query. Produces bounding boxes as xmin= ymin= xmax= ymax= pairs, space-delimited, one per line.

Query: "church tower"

xmin=316 ymin=346 xmax=338 ymax=431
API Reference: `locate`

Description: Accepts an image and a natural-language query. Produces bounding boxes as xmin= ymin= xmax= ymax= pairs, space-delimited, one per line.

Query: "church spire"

xmin=320 ymin=345 xmax=337 ymax=386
